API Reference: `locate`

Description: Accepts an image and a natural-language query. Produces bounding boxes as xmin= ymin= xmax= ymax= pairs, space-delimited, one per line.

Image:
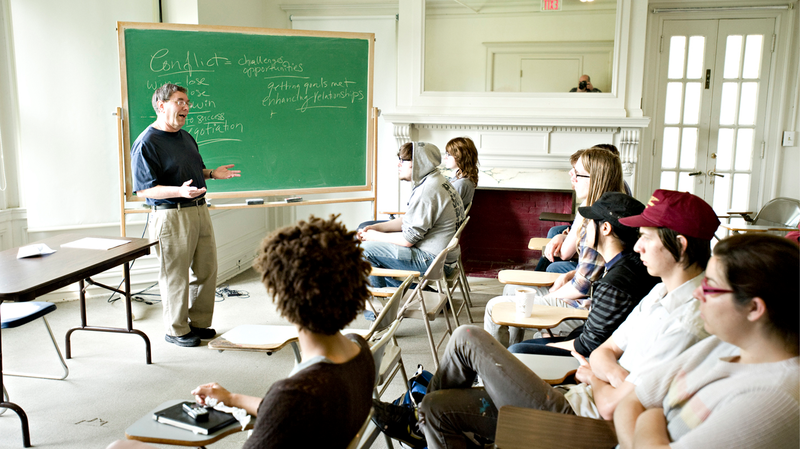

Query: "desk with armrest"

xmin=498 ymin=270 xmax=561 ymax=287
xmin=720 ymin=223 xmax=796 ymax=234
xmin=490 ymin=302 xmax=588 ymax=330
xmin=494 ymin=406 xmax=617 ymax=449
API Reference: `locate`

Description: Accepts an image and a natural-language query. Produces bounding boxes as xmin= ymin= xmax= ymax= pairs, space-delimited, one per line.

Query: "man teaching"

xmin=131 ymin=83 xmax=241 ymax=347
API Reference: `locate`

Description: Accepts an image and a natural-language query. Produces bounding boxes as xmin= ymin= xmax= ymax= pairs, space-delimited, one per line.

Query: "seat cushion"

xmin=1 ymin=302 xmax=57 ymax=329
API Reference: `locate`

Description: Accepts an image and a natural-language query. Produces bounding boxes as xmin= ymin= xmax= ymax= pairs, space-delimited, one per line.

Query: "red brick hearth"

xmin=460 ymin=188 xmax=574 ymax=278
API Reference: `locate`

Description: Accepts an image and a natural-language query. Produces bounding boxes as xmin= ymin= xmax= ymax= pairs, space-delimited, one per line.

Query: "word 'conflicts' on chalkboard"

xmin=119 ymin=23 xmax=373 ymax=197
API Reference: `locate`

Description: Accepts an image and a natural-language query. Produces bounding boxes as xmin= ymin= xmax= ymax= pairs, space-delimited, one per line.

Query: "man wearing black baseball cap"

xmin=509 ymin=192 xmax=659 ymax=357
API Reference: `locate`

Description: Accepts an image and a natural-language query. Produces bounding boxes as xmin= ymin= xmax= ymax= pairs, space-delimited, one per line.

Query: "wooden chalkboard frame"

xmin=116 ymin=22 xmax=375 ymax=224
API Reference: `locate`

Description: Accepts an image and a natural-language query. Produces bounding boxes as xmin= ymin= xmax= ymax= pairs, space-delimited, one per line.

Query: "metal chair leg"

xmin=4 ymin=317 xmax=69 ymax=381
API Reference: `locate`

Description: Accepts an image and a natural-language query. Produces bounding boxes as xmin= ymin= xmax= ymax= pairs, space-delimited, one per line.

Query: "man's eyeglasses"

xmin=700 ymin=277 xmax=735 ymax=296
xmin=168 ymin=99 xmax=192 ymax=108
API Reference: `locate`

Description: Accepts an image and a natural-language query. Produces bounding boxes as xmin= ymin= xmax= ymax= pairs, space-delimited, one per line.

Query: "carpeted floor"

xmin=0 ymin=270 xmax=505 ymax=449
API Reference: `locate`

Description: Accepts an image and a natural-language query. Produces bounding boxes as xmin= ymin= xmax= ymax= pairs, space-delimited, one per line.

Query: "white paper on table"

xmin=61 ymin=237 xmax=130 ymax=250
xmin=17 ymin=243 xmax=56 ymax=259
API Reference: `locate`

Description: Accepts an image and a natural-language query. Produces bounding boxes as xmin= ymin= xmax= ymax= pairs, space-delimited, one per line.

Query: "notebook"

xmin=152 ymin=401 xmax=238 ymax=435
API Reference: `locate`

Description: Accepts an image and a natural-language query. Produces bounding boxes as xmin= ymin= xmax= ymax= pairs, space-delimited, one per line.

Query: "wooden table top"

xmin=498 ymin=270 xmax=561 ymax=286
xmin=494 ymin=406 xmax=617 ymax=449
xmin=720 ymin=223 xmax=796 ymax=233
xmin=528 ymin=237 xmax=552 ymax=250
xmin=208 ymin=324 xmax=298 ymax=352
xmin=538 ymin=212 xmax=575 ymax=223
xmin=0 ymin=234 xmax=156 ymax=301
xmin=125 ymin=399 xmax=253 ymax=446
xmin=513 ymin=353 xmax=580 ymax=385
xmin=370 ymin=267 xmax=420 ymax=278
xmin=491 ymin=301 xmax=588 ymax=329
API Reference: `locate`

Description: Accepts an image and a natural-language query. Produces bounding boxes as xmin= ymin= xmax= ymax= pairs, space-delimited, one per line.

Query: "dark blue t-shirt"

xmin=131 ymin=126 xmax=206 ymax=206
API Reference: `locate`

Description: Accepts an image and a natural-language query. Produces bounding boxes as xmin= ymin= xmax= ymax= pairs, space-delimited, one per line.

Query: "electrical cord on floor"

xmin=215 ymin=284 xmax=250 ymax=302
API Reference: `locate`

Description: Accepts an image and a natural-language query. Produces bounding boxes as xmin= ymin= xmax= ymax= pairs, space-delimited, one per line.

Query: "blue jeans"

xmin=361 ymin=241 xmax=435 ymax=287
xmin=535 ymin=225 xmax=576 ymax=273
xmin=418 ymin=326 xmax=574 ymax=449
xmin=507 ymin=325 xmax=584 ymax=356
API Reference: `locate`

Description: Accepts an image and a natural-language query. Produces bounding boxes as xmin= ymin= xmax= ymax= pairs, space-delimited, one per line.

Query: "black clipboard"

xmin=152 ymin=401 xmax=238 ymax=435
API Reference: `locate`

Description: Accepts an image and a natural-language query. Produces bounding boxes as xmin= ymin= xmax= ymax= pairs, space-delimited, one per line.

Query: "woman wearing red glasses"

xmin=614 ymin=233 xmax=799 ymax=448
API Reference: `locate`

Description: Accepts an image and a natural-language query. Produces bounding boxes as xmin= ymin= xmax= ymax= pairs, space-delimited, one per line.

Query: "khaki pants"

xmin=150 ymin=204 xmax=217 ymax=337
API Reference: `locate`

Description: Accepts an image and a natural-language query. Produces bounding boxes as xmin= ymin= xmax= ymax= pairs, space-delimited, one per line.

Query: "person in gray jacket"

xmin=359 ymin=141 xmax=465 ymax=288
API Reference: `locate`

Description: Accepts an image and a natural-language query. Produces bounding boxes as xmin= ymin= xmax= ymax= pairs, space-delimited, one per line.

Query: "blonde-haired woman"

xmin=485 ymin=147 xmax=627 ymax=346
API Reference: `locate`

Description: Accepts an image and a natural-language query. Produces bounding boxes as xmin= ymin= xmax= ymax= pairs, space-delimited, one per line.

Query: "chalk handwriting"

xmin=261 ymin=77 xmax=364 ymax=112
xmin=149 ymin=49 xmax=231 ymax=77
xmin=238 ymin=55 xmax=304 ymax=78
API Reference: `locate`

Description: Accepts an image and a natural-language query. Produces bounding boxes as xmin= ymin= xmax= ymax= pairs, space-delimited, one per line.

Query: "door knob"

xmin=688 ymin=171 xmax=703 ymax=176
xmin=707 ymin=171 xmax=724 ymax=178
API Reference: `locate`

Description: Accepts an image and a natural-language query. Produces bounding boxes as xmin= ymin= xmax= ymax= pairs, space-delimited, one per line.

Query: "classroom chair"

xmin=360 ymin=318 xmax=406 ymax=449
xmin=720 ymin=197 xmax=800 ymax=233
xmin=1 ymin=301 xmax=69 ymax=381
xmin=445 ymin=216 xmax=474 ymax=324
xmin=395 ymin=237 xmax=459 ymax=371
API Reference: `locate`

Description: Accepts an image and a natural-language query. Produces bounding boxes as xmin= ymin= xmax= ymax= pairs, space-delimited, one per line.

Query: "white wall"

xmin=8 ymin=0 xmax=154 ymax=231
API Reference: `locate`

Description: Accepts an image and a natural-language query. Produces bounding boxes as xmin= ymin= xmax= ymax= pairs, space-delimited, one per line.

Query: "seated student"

xmin=358 ymin=138 xmax=476 ymax=231
xmin=443 ymin=137 xmax=480 ymax=207
xmin=507 ymin=192 xmax=659 ymax=357
xmin=485 ymin=148 xmax=626 ymax=346
xmin=359 ymin=142 xmax=465 ymax=288
xmin=106 ymin=215 xmax=375 ymax=449
xmin=614 ymin=233 xmax=799 ymax=448
xmin=372 ymin=189 xmax=718 ymax=449
xmin=538 ymin=144 xmax=632 ymax=272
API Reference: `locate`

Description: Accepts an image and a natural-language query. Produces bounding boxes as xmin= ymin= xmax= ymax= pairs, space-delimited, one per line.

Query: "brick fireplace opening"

xmin=460 ymin=188 xmax=574 ymax=278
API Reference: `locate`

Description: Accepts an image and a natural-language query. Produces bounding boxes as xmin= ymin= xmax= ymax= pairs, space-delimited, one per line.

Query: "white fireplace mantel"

xmin=382 ymin=112 xmax=650 ymax=191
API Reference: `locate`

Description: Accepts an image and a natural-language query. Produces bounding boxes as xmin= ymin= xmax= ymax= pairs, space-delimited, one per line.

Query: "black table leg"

xmin=1 ymin=300 xmax=32 ymax=447
xmin=65 ymin=263 xmax=152 ymax=364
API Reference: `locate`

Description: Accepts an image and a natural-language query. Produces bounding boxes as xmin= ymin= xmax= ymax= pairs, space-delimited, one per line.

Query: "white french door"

xmin=652 ymin=18 xmax=775 ymax=219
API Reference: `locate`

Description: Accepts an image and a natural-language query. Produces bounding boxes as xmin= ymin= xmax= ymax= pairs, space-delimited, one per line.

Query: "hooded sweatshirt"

xmin=402 ymin=142 xmax=466 ymax=263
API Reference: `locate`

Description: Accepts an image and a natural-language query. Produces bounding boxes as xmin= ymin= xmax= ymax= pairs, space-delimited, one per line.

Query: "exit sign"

xmin=542 ymin=0 xmax=561 ymax=11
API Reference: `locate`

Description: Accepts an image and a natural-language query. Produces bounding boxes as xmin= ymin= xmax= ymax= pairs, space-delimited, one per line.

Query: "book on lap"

xmin=152 ymin=401 xmax=238 ymax=435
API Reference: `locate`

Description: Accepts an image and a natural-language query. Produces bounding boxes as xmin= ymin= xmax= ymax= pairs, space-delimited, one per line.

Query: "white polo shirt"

xmin=614 ymin=274 xmax=709 ymax=384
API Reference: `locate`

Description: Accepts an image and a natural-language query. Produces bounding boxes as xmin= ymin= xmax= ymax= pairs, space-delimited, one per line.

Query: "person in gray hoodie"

xmin=359 ymin=141 xmax=466 ymax=288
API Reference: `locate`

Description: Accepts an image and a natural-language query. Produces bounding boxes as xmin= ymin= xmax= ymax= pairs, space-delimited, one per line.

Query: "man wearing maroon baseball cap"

xmin=575 ymin=189 xmax=718 ymax=420
xmin=618 ymin=189 xmax=720 ymax=241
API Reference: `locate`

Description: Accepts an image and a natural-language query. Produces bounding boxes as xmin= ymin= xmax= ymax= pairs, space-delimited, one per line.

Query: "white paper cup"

xmin=515 ymin=288 xmax=536 ymax=319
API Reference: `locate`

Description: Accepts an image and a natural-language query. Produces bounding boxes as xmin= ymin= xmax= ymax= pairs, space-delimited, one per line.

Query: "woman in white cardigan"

xmin=613 ymin=233 xmax=799 ymax=448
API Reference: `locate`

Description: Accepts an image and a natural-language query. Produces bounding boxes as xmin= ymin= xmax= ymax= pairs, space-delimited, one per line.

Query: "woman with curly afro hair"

xmin=107 ymin=215 xmax=375 ymax=449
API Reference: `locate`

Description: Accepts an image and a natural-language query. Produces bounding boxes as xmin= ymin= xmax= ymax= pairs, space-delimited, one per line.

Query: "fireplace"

xmin=461 ymin=188 xmax=573 ymax=277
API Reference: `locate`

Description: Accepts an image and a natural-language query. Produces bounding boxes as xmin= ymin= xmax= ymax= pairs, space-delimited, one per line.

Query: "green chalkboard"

xmin=118 ymin=22 xmax=373 ymax=200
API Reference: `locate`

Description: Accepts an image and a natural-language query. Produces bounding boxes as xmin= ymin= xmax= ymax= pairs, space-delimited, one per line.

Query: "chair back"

xmin=346 ymin=408 xmax=374 ymax=449
xmin=453 ymin=215 xmax=470 ymax=240
xmin=416 ymin=237 xmax=458 ymax=287
xmin=366 ymin=275 xmax=413 ymax=339
xmin=754 ymin=197 xmax=800 ymax=228
xmin=368 ymin=318 xmax=403 ymax=387
xmin=464 ymin=201 xmax=473 ymax=216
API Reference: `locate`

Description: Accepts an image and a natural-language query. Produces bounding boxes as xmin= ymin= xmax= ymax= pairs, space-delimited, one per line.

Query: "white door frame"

xmin=638 ymin=2 xmax=796 ymax=208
